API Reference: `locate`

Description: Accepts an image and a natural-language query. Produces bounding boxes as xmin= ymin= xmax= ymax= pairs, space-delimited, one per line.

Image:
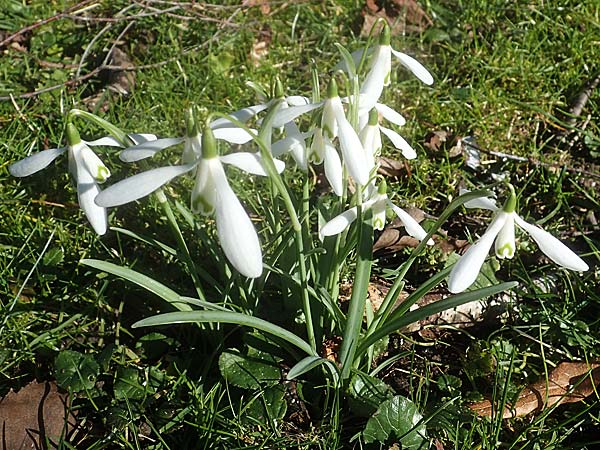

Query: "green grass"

xmin=1 ymin=0 xmax=599 ymax=448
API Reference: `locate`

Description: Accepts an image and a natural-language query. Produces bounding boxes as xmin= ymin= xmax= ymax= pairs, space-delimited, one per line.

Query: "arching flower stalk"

xmin=448 ymin=186 xmax=589 ymax=293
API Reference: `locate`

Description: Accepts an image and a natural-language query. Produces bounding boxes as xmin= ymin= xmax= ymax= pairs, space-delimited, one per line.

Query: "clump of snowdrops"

xmin=9 ymin=22 xmax=588 ymax=445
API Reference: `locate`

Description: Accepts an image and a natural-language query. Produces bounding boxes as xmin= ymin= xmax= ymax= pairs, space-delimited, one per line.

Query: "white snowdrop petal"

xmin=286 ymin=96 xmax=310 ymax=106
xmin=514 ymin=215 xmax=589 ymax=271
xmin=494 ymin=213 xmax=515 ymax=259
xmin=79 ymin=145 xmax=111 ymax=183
xmin=119 ymin=138 xmax=184 ymax=162
xmin=391 ymin=49 xmax=434 ymax=85
xmin=211 ymin=161 xmax=263 ymax=278
xmin=9 ymin=147 xmax=67 ymax=177
xmin=210 ymin=104 xmax=268 ymax=128
xmin=320 ymin=207 xmax=359 ymax=237
xmin=359 ymin=45 xmax=391 ymax=112
xmin=379 ymin=126 xmax=416 ymax=159
xmin=323 ymin=140 xmax=343 ymax=197
xmin=85 ymin=136 xmax=124 ymax=147
xmin=219 ymin=152 xmax=284 ymax=175
xmin=128 ymin=134 xmax=158 ymax=145
xmin=335 ymin=111 xmax=371 ymax=185
xmin=271 ymin=102 xmax=323 ymax=129
xmin=72 ymin=148 xmax=107 ymax=235
xmin=463 ymin=196 xmax=499 ymax=211
xmin=387 ymin=200 xmax=432 ymax=244
xmin=213 ymin=127 xmax=255 ymax=144
xmin=78 ymin=179 xmax=107 ymax=235
xmin=448 ymin=212 xmax=508 ymax=293
xmin=375 ymin=103 xmax=406 ymax=126
xmin=95 ymin=164 xmax=196 ymax=207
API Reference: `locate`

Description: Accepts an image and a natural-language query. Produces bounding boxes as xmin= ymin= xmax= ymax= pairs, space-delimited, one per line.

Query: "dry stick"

xmin=0 ymin=4 xmax=242 ymax=102
xmin=0 ymin=0 xmax=97 ymax=50
xmin=462 ymin=140 xmax=600 ymax=180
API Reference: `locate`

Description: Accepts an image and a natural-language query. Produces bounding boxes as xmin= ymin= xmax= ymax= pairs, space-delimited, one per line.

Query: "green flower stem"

xmin=366 ymin=188 xmax=495 ymax=339
xmin=339 ymin=205 xmax=373 ymax=381
xmin=68 ymin=109 xmax=132 ymax=146
xmin=154 ymin=188 xmax=207 ymax=303
xmin=212 ymin=107 xmax=315 ymax=350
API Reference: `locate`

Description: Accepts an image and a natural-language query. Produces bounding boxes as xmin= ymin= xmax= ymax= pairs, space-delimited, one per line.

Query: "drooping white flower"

xmin=189 ymin=125 xmax=263 ymax=278
xmin=448 ymin=187 xmax=589 ymax=293
xmin=96 ymin=111 xmax=279 ymax=278
xmin=7 ymin=123 xmax=143 ymax=235
xmin=322 ymin=79 xmax=371 ymax=187
xmin=358 ymin=25 xmax=434 ymax=113
xmin=309 ymin=127 xmax=343 ymax=196
xmin=359 ymin=107 xmax=416 ymax=162
xmin=320 ymin=180 xmax=433 ymax=244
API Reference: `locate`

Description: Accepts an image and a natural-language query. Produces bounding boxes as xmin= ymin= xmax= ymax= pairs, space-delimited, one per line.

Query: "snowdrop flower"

xmin=321 ymin=79 xmax=371 ymax=187
xmin=360 ymin=108 xmax=416 ymax=163
xmin=320 ymin=179 xmax=433 ymax=244
xmin=96 ymin=111 xmax=279 ymax=278
xmin=8 ymin=123 xmax=123 ymax=235
xmin=448 ymin=186 xmax=589 ymax=293
xmin=359 ymin=24 xmax=434 ymax=113
xmin=190 ymin=125 xmax=263 ymax=278
xmin=309 ymin=127 xmax=343 ymax=196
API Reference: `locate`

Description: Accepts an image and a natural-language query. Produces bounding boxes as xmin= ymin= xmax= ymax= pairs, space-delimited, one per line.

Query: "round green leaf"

xmin=218 ymin=349 xmax=280 ymax=390
xmin=55 ymin=350 xmax=99 ymax=392
xmin=363 ymin=395 xmax=427 ymax=448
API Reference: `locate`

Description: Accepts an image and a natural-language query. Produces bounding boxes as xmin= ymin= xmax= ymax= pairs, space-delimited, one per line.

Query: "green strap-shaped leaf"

xmin=358 ymin=281 xmax=518 ymax=354
xmin=132 ymin=311 xmax=315 ymax=356
xmin=287 ymin=356 xmax=339 ymax=385
xmin=80 ymin=259 xmax=191 ymax=311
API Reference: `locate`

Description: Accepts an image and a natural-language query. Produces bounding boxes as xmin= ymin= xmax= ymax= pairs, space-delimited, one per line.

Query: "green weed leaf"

xmin=80 ymin=259 xmax=191 ymax=311
xmin=55 ymin=350 xmax=99 ymax=392
xmin=363 ymin=395 xmax=427 ymax=448
xmin=349 ymin=372 xmax=394 ymax=417
xmin=243 ymin=385 xmax=287 ymax=425
xmin=114 ymin=367 xmax=146 ymax=401
xmin=219 ymin=349 xmax=280 ymax=390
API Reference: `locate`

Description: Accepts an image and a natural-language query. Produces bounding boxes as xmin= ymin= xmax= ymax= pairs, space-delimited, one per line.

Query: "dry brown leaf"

xmin=377 ymin=156 xmax=408 ymax=179
xmin=250 ymin=26 xmax=271 ymax=67
xmin=470 ymin=362 xmax=600 ymax=418
xmin=361 ymin=0 xmax=433 ymax=37
xmin=242 ymin=0 xmax=271 ymax=15
xmin=0 ymin=381 xmax=77 ymax=449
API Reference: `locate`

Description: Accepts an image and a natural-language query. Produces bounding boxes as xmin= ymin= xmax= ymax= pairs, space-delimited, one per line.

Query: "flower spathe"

xmin=448 ymin=188 xmax=589 ymax=294
xmin=8 ymin=123 xmax=118 ymax=235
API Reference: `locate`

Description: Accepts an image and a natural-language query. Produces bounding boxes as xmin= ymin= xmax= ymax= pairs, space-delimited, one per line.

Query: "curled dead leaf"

xmin=250 ymin=26 xmax=271 ymax=67
xmin=0 ymin=381 xmax=78 ymax=449
xmin=470 ymin=361 xmax=600 ymax=418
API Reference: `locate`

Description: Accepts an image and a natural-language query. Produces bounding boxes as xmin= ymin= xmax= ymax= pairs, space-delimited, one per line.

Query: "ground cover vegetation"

xmin=1 ymin=0 xmax=599 ymax=448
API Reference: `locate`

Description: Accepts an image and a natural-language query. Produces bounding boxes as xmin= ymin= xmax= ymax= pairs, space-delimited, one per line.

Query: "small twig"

xmin=462 ymin=140 xmax=600 ymax=180
xmin=565 ymin=73 xmax=600 ymax=129
xmin=0 ymin=0 xmax=97 ymax=50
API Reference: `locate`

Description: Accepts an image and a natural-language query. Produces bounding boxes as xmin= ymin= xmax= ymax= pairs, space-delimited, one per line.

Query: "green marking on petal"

xmin=373 ymin=217 xmax=384 ymax=230
xmin=95 ymin=165 xmax=110 ymax=183
xmin=496 ymin=242 xmax=515 ymax=259
xmin=192 ymin=195 xmax=214 ymax=216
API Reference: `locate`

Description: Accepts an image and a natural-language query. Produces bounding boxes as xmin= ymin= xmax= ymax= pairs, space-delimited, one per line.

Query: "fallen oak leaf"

xmin=470 ymin=361 xmax=600 ymax=418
